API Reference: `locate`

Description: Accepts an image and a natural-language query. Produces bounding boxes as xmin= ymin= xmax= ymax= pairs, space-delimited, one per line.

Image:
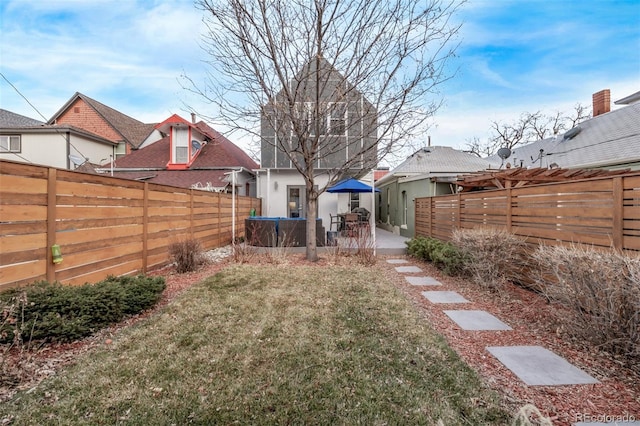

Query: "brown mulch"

xmin=2 ymin=252 xmax=639 ymax=426
xmin=378 ymin=255 xmax=640 ymax=426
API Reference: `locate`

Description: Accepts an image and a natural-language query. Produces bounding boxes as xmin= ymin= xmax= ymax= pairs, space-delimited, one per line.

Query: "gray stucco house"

xmin=257 ymin=57 xmax=378 ymax=226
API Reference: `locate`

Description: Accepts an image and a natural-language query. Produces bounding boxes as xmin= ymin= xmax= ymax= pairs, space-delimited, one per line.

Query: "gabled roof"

xmin=0 ymin=109 xmax=44 ymax=127
xmin=0 ymin=120 xmax=116 ymax=147
xmin=486 ymin=102 xmax=640 ymax=170
xmin=113 ymin=120 xmax=259 ymax=171
xmin=377 ymin=146 xmax=496 ymax=186
xmin=47 ymin=92 xmax=156 ymax=148
xmin=614 ymin=90 xmax=640 ymax=105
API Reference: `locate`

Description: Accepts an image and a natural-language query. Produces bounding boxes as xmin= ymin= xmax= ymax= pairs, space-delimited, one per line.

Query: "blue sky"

xmin=1 ymin=0 xmax=639 ymax=160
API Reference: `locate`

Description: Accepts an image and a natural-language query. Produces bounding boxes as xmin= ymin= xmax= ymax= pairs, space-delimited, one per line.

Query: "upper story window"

xmin=0 ymin=135 xmax=21 ymax=153
xmin=293 ymin=102 xmax=346 ymax=136
xmin=328 ymin=103 xmax=346 ymax=135
xmin=114 ymin=142 xmax=127 ymax=159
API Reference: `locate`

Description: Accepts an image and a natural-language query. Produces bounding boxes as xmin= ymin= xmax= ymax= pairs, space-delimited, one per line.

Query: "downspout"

xmin=371 ymin=169 xmax=376 ymax=256
xmin=232 ymin=169 xmax=237 ymax=242
xmin=66 ymin=131 xmax=71 ymax=169
xmin=266 ymin=168 xmax=271 ymax=217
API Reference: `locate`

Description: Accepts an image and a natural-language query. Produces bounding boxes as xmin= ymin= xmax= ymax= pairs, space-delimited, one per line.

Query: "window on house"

xmin=176 ymin=146 xmax=188 ymax=163
xmin=114 ymin=142 xmax=127 ymax=159
xmin=328 ymin=103 xmax=346 ymax=135
xmin=293 ymin=103 xmax=330 ymax=136
xmin=0 ymin=135 xmax=21 ymax=153
xmin=402 ymin=190 xmax=407 ymax=225
xmin=350 ymin=192 xmax=359 ymax=211
xmin=287 ymin=186 xmax=304 ymax=218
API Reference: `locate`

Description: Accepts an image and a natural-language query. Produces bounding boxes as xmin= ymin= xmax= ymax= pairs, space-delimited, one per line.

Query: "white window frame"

xmin=114 ymin=142 xmax=127 ymax=159
xmin=328 ymin=102 xmax=346 ymax=135
xmin=0 ymin=135 xmax=21 ymax=153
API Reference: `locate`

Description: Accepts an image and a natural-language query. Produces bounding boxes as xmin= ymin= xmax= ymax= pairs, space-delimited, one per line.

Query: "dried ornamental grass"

xmin=452 ymin=227 xmax=527 ymax=290
xmin=533 ymin=244 xmax=640 ymax=364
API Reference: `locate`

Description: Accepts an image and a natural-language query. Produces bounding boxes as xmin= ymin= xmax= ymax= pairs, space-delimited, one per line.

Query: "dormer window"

xmin=156 ymin=114 xmax=209 ymax=170
xmin=172 ymin=125 xmax=190 ymax=164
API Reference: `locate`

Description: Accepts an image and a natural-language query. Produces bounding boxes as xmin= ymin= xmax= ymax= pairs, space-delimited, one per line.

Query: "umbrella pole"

xmin=371 ymin=169 xmax=376 ymax=256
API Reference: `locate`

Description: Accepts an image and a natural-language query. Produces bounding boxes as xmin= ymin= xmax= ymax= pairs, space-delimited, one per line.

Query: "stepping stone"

xmin=405 ymin=276 xmax=442 ymax=286
xmin=486 ymin=346 xmax=599 ymax=386
xmin=444 ymin=310 xmax=512 ymax=330
xmin=421 ymin=291 xmax=469 ymax=304
xmin=386 ymin=259 xmax=409 ymax=264
xmin=395 ymin=265 xmax=423 ymax=273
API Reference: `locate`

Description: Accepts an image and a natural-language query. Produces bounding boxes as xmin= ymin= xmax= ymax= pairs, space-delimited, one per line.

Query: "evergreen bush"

xmin=406 ymin=236 xmax=468 ymax=276
xmin=0 ymin=275 xmax=165 ymax=344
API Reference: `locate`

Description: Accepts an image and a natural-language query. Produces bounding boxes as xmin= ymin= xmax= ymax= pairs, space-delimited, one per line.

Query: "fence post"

xmin=612 ymin=177 xmax=623 ymax=251
xmin=190 ymin=189 xmax=194 ymax=239
xmin=46 ymin=167 xmax=57 ymax=283
xmin=217 ymin=193 xmax=222 ymax=245
xmin=428 ymin=197 xmax=433 ymax=237
xmin=506 ymin=188 xmax=512 ymax=232
xmin=456 ymin=193 xmax=461 ymax=231
xmin=142 ymin=182 xmax=149 ymax=274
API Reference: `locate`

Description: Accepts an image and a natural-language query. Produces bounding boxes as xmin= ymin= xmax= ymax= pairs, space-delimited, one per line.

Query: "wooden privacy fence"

xmin=415 ymin=172 xmax=640 ymax=252
xmin=0 ymin=160 xmax=261 ymax=290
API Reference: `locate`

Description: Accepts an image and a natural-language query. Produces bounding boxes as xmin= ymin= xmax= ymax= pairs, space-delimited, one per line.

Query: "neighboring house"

xmin=0 ymin=108 xmax=117 ymax=170
xmin=107 ymin=114 xmax=258 ymax=195
xmin=47 ymin=92 xmax=162 ymax=160
xmin=376 ymin=146 xmax=496 ymax=237
xmin=257 ymin=57 xmax=377 ymax=226
xmin=487 ymin=89 xmax=640 ymax=171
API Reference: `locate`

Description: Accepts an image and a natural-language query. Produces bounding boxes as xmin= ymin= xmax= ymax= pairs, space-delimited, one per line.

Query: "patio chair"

xmin=353 ymin=207 xmax=370 ymax=225
xmin=343 ymin=213 xmax=360 ymax=237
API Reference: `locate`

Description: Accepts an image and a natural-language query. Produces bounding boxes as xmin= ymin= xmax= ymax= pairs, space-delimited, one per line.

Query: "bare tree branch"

xmin=184 ymin=0 xmax=464 ymax=260
xmin=467 ymin=103 xmax=592 ymax=157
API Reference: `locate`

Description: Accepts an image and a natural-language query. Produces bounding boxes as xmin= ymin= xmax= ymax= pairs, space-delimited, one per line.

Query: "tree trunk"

xmin=305 ymin=188 xmax=319 ymax=262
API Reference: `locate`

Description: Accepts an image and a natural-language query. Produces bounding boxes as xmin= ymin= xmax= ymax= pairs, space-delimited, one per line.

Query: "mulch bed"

xmin=378 ymin=255 xmax=640 ymax=426
xmin=2 ymin=252 xmax=639 ymax=426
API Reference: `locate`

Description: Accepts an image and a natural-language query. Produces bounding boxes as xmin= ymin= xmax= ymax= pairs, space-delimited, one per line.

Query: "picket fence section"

xmin=415 ymin=172 xmax=640 ymax=252
xmin=0 ymin=160 xmax=261 ymax=290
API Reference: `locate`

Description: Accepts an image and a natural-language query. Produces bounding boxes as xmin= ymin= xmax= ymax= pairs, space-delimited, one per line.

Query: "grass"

xmin=0 ymin=264 xmax=509 ymax=425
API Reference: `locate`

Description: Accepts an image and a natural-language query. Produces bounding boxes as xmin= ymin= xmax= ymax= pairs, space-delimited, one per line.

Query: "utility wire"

xmin=1 ymin=71 xmax=95 ymax=167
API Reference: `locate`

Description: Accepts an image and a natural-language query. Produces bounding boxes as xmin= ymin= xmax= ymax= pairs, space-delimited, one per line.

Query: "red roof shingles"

xmin=111 ymin=118 xmax=258 ymax=190
xmin=112 ymin=170 xmax=230 ymax=189
xmin=114 ymin=136 xmax=171 ymax=168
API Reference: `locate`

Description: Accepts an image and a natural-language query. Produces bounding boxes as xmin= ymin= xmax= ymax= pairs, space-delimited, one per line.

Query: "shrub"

xmin=0 ymin=275 xmax=165 ymax=344
xmin=431 ymin=242 xmax=468 ymax=276
xmin=452 ymin=227 xmax=527 ymax=290
xmin=169 ymin=238 xmax=205 ymax=273
xmin=406 ymin=236 xmax=467 ymax=276
xmin=532 ymin=244 xmax=640 ymax=363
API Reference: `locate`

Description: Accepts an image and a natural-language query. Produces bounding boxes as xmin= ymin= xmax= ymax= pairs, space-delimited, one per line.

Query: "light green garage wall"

xmin=377 ymin=177 xmax=453 ymax=238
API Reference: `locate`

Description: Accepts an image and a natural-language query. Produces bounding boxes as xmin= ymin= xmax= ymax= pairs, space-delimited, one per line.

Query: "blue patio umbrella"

xmin=327 ymin=177 xmax=380 ymax=193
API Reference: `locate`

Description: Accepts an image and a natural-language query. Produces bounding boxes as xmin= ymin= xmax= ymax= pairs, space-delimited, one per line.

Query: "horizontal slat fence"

xmin=0 ymin=160 xmax=261 ymax=290
xmin=415 ymin=172 xmax=640 ymax=253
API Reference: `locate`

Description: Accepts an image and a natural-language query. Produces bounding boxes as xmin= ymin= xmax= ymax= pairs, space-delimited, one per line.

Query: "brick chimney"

xmin=592 ymin=89 xmax=610 ymax=117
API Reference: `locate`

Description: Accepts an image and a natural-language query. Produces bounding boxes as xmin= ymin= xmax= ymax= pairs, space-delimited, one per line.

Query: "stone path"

xmin=386 ymin=258 xmax=600 ymax=391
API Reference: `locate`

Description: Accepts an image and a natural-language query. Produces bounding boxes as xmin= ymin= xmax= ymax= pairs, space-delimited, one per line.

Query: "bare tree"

xmin=466 ymin=103 xmax=592 ymax=157
xmin=185 ymin=0 xmax=463 ymax=261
